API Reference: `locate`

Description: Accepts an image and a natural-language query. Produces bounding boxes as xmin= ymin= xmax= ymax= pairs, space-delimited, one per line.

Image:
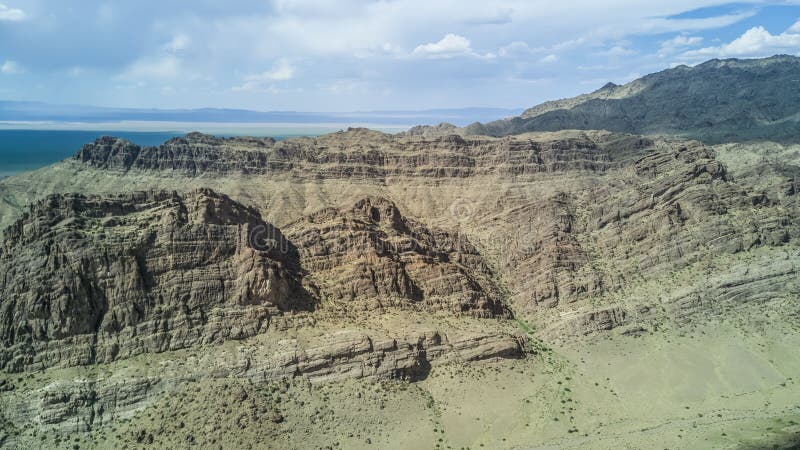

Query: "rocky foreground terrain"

xmin=1 ymin=58 xmax=800 ymax=449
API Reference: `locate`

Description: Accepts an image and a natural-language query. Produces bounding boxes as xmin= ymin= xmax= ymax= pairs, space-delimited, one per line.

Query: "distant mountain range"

xmin=0 ymin=101 xmax=522 ymax=127
xmin=461 ymin=55 xmax=800 ymax=143
xmin=9 ymin=55 xmax=799 ymax=143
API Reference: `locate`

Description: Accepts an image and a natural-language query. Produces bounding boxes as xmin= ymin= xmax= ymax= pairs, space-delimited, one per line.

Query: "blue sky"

xmin=1 ymin=0 xmax=799 ymax=111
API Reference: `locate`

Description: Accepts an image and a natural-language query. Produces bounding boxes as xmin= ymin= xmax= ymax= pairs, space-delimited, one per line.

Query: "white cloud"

xmin=380 ymin=42 xmax=402 ymax=54
xmin=615 ymin=10 xmax=756 ymax=37
xmin=551 ymin=37 xmax=588 ymax=52
xmin=597 ymin=45 xmax=637 ymax=57
xmin=1 ymin=60 xmax=22 ymax=74
xmin=234 ymin=59 xmax=296 ymax=92
xmin=499 ymin=41 xmax=536 ymax=57
xmin=321 ymin=79 xmax=369 ymax=95
xmin=253 ymin=59 xmax=295 ymax=81
xmin=539 ymin=54 xmax=558 ymax=63
xmin=0 ymin=0 xmax=782 ymax=110
xmin=252 ymin=2 xmax=754 ymax=59
xmin=658 ymin=34 xmax=703 ymax=57
xmin=413 ymin=34 xmax=473 ymax=58
xmin=96 ymin=3 xmax=114 ymax=24
xmin=117 ymin=56 xmax=181 ymax=81
xmin=461 ymin=7 xmax=514 ymax=26
xmin=661 ymin=35 xmax=703 ymax=49
xmin=155 ymin=1 xmax=762 ymax=80
xmin=0 ymin=3 xmax=24 ymax=21
xmin=498 ymin=37 xmax=586 ymax=59
xmin=576 ymin=64 xmax=619 ymax=71
xmin=682 ymin=20 xmax=800 ymax=60
xmin=412 ymin=33 xmax=495 ymax=59
xmin=115 ymin=34 xmax=195 ymax=83
xmin=354 ymin=42 xmax=403 ymax=59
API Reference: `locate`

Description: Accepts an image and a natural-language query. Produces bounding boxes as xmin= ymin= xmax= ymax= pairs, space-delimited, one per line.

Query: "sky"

xmin=1 ymin=1 xmax=800 ymax=112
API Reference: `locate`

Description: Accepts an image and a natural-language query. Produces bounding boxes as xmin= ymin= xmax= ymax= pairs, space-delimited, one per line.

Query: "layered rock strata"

xmin=74 ymin=129 xmax=643 ymax=177
xmin=286 ymin=197 xmax=507 ymax=317
xmin=0 ymin=189 xmax=309 ymax=372
xmin=0 ymin=190 xmax=511 ymax=373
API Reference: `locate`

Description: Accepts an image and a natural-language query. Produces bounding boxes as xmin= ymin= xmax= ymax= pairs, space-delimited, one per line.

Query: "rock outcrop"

xmin=0 ymin=189 xmax=311 ymax=372
xmin=5 ymin=55 xmax=800 ymax=450
xmin=495 ymin=138 xmax=800 ymax=314
xmin=400 ymin=122 xmax=458 ymax=138
xmin=501 ymin=192 xmax=600 ymax=308
xmin=0 ymin=190 xmax=513 ymax=373
xmin=287 ymin=197 xmax=507 ymax=317
xmin=1 ymin=329 xmax=525 ymax=432
xmin=73 ymin=128 xmax=638 ymax=178
xmin=9 ymin=128 xmax=799 ymax=321
xmin=7 ymin=129 xmax=799 ymax=324
xmin=75 ymin=133 xmax=279 ymax=175
xmin=584 ymin=141 xmax=798 ymax=278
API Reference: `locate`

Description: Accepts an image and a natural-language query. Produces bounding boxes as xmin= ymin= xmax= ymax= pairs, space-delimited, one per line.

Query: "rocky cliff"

xmin=286 ymin=196 xmax=507 ymax=317
xmin=72 ymin=128 xmax=631 ymax=178
xmin=4 ymin=128 xmax=798 ymax=325
xmin=0 ymin=188 xmax=513 ymax=374
xmin=0 ymin=189 xmax=313 ymax=372
xmin=497 ymin=137 xmax=800 ymax=328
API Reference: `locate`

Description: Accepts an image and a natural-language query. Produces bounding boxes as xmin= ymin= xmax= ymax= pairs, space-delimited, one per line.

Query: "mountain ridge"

xmin=459 ymin=55 xmax=800 ymax=143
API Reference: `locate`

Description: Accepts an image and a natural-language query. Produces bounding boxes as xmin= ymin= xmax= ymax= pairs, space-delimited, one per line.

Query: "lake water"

xmin=0 ymin=130 xmax=188 ymax=177
xmin=0 ymin=129 xmax=327 ymax=177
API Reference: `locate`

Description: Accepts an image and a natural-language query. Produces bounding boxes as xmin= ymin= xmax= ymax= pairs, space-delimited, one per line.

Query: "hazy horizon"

xmin=0 ymin=100 xmax=523 ymax=129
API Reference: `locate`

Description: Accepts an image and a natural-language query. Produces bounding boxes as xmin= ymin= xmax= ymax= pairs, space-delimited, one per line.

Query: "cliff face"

xmin=497 ymin=139 xmax=800 ymax=322
xmin=0 ymin=189 xmax=509 ymax=373
xmin=0 ymin=189 xmax=311 ymax=372
xmin=286 ymin=197 xmax=507 ymax=318
xmin=0 ymin=125 xmax=798 ymax=373
xmin=73 ymin=128 xmax=630 ymax=177
xmin=5 ymin=128 xmax=799 ymax=330
xmin=75 ymin=133 xmax=280 ymax=175
xmin=462 ymin=55 xmax=800 ymax=144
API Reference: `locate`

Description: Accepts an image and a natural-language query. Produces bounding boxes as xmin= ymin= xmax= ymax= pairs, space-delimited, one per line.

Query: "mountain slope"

xmin=2 ymin=130 xmax=797 ymax=333
xmin=464 ymin=55 xmax=800 ymax=143
xmin=0 ymin=128 xmax=799 ymax=448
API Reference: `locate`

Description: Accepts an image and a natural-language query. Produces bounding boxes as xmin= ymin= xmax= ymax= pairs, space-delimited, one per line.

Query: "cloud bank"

xmin=0 ymin=1 xmax=798 ymax=110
